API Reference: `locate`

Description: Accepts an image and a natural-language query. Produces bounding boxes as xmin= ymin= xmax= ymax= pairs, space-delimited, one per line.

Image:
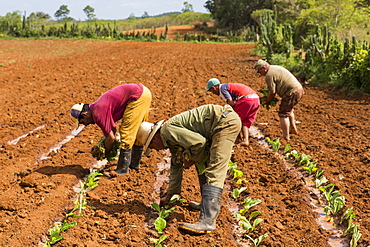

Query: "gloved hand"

xmin=160 ymin=193 xmax=174 ymax=207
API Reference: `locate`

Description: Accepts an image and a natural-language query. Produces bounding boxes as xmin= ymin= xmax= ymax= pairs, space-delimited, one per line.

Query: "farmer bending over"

xmin=136 ymin=104 xmax=241 ymax=234
xmin=254 ymin=60 xmax=304 ymax=140
xmin=70 ymin=83 xmax=152 ymax=175
xmin=205 ymin=78 xmax=260 ymax=145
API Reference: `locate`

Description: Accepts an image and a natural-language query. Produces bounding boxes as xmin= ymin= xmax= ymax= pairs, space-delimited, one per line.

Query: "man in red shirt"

xmin=205 ymin=78 xmax=260 ymax=145
xmin=70 ymin=83 xmax=152 ymax=175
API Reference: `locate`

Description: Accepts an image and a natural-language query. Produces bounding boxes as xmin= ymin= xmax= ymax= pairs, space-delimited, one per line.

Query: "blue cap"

xmin=205 ymin=78 xmax=220 ymax=92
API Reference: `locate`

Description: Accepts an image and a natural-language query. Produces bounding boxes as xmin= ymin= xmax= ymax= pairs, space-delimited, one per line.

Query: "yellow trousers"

xmin=119 ymin=86 xmax=151 ymax=149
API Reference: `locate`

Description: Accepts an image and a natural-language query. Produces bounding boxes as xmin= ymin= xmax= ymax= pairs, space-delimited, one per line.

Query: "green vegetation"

xmin=44 ymin=169 xmax=103 ymax=246
xmin=90 ymin=136 xmax=120 ymax=161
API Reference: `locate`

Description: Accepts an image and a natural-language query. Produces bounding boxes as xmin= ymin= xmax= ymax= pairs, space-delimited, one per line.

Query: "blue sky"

xmin=0 ymin=0 xmax=209 ymax=20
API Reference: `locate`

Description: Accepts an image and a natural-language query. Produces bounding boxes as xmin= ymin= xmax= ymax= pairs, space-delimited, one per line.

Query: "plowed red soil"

xmin=0 ymin=38 xmax=369 ymax=247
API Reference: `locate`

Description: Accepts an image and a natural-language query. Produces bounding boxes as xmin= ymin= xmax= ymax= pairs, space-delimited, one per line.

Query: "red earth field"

xmin=0 ymin=36 xmax=369 ymax=247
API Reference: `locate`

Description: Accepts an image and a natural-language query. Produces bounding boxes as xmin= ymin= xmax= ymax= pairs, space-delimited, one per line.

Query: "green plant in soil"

xmin=150 ymin=235 xmax=168 ymax=247
xmin=349 ymin=224 xmax=362 ymax=247
xmin=68 ymin=169 xmax=102 ymax=217
xmin=90 ymin=136 xmax=120 ymax=161
xmin=298 ymin=153 xmax=311 ymax=166
xmin=245 ymin=233 xmax=268 ymax=247
xmin=315 ymin=175 xmax=328 ymax=187
xmin=285 ymin=150 xmax=301 ymax=160
xmin=341 ymin=207 xmax=356 ymax=225
xmin=266 ymin=137 xmax=280 ymax=152
xmin=44 ymin=220 xmax=77 ymax=247
xmin=151 ymin=203 xmax=175 ymax=235
xmin=231 ymin=186 xmax=248 ymax=199
xmin=259 ymin=88 xmax=278 ymax=110
xmin=319 ymin=184 xmax=346 ymax=218
xmin=233 ymin=211 xmax=262 ymax=233
xmin=283 ymin=144 xmax=291 ymax=153
xmin=302 ymin=160 xmax=318 ymax=175
xmin=236 ymin=178 xmax=247 ymax=185
xmin=239 ymin=197 xmax=262 ymax=215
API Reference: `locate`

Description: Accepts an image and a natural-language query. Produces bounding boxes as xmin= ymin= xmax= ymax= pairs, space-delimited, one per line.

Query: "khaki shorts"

xmin=278 ymin=88 xmax=304 ymax=118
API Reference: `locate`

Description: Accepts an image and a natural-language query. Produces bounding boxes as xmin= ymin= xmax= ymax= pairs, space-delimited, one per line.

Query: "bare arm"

xmin=104 ymin=130 xmax=116 ymax=157
xmin=226 ymin=97 xmax=235 ymax=107
xmin=266 ymin=93 xmax=276 ymax=105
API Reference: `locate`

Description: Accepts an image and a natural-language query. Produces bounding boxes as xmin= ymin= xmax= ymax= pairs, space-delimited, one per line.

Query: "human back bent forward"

xmin=254 ymin=60 xmax=304 ymax=140
xmin=136 ymin=104 xmax=242 ymax=234
xmin=70 ymin=83 xmax=152 ymax=175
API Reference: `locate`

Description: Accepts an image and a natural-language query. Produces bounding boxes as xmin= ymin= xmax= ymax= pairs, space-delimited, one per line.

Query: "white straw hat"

xmin=136 ymin=120 xmax=164 ymax=156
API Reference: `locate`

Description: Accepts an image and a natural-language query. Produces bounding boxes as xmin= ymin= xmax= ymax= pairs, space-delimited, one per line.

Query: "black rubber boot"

xmin=129 ymin=145 xmax=143 ymax=170
xmin=180 ymin=184 xmax=222 ymax=234
xmin=115 ymin=149 xmax=131 ymax=175
xmin=189 ymin=174 xmax=206 ymax=211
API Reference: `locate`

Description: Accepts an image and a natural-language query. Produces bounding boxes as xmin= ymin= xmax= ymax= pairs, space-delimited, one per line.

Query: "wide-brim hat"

xmin=136 ymin=120 xmax=164 ymax=156
xmin=70 ymin=103 xmax=84 ymax=129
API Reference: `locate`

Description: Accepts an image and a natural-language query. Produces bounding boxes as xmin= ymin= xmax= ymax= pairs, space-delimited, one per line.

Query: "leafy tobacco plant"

xmin=233 ymin=211 xmax=262 ymax=233
xmin=44 ymin=220 xmax=77 ymax=247
xmin=298 ymin=153 xmax=311 ymax=166
xmin=239 ymin=197 xmax=262 ymax=216
xmin=266 ymin=137 xmax=280 ymax=152
xmin=319 ymin=184 xmax=346 ymax=217
xmin=231 ymin=186 xmax=248 ymax=199
xmin=151 ymin=203 xmax=175 ymax=235
xmin=150 ymin=235 xmax=168 ymax=247
xmin=245 ymin=233 xmax=268 ymax=247
xmin=302 ymin=160 xmax=318 ymax=175
xmin=285 ymin=150 xmax=301 ymax=160
xmin=259 ymin=88 xmax=278 ymax=110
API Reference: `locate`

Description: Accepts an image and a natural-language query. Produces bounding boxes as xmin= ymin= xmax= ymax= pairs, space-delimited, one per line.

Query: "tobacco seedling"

xmin=298 ymin=153 xmax=311 ymax=166
xmin=315 ymin=169 xmax=325 ymax=179
xmin=85 ymin=169 xmax=103 ymax=189
xmin=349 ymin=224 xmax=362 ymax=247
xmin=285 ymin=150 xmax=301 ymax=160
xmin=151 ymin=203 xmax=175 ymax=235
xmin=150 ymin=235 xmax=168 ymax=247
xmin=320 ymin=184 xmax=346 ymax=217
xmin=239 ymin=197 xmax=262 ymax=215
xmin=266 ymin=137 xmax=280 ymax=152
xmin=233 ymin=211 xmax=262 ymax=233
xmin=283 ymin=144 xmax=291 ymax=153
xmin=341 ymin=207 xmax=356 ymax=225
xmin=228 ymin=161 xmax=238 ymax=173
xmin=232 ymin=169 xmax=244 ymax=179
xmin=44 ymin=220 xmax=77 ymax=247
xmin=231 ymin=186 xmax=248 ymax=199
xmin=236 ymin=178 xmax=247 ymax=185
xmin=302 ymin=160 xmax=318 ymax=175
xmin=315 ymin=175 xmax=328 ymax=187
xmin=245 ymin=233 xmax=268 ymax=247
xmin=67 ymin=169 xmax=103 ymax=217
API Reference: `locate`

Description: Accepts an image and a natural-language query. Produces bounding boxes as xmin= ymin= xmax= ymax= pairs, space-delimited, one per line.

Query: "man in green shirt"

xmin=137 ymin=104 xmax=241 ymax=234
xmin=254 ymin=60 xmax=304 ymax=140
